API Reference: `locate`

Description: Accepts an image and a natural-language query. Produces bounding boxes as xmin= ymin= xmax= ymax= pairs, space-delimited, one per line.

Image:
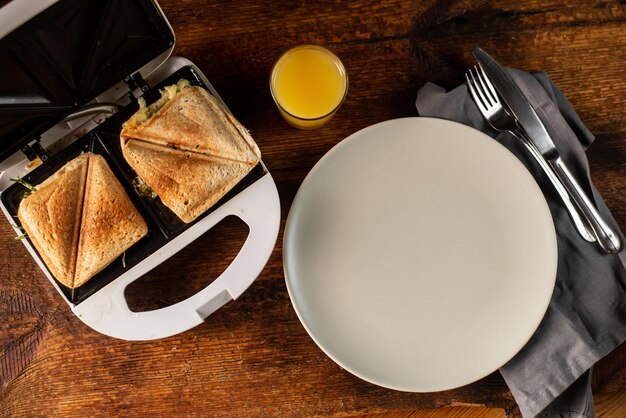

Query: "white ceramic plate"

xmin=283 ymin=117 xmax=557 ymax=392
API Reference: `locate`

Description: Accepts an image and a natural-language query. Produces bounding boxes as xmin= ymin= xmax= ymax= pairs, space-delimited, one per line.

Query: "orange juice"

xmin=270 ymin=45 xmax=348 ymax=129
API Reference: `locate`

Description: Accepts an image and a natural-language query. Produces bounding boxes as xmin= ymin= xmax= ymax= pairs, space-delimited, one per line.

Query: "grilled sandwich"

xmin=120 ymin=80 xmax=261 ymax=223
xmin=17 ymin=153 xmax=147 ymax=288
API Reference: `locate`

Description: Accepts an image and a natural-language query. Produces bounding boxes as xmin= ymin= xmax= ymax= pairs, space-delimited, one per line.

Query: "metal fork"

xmin=466 ymin=66 xmax=596 ymax=243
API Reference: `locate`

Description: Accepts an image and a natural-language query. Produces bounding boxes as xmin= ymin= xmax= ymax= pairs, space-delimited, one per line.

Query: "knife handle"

xmin=551 ymin=157 xmax=621 ymax=254
xmin=511 ymin=132 xmax=595 ymax=243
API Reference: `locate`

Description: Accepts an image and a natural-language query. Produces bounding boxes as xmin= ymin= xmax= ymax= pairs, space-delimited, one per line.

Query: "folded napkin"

xmin=416 ymin=68 xmax=626 ymax=418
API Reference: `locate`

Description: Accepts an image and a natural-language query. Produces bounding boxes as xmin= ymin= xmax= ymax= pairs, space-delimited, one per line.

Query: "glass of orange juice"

xmin=270 ymin=45 xmax=348 ymax=129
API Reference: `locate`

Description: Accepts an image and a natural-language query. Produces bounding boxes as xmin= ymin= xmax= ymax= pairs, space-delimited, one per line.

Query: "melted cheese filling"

xmin=127 ymin=79 xmax=191 ymax=127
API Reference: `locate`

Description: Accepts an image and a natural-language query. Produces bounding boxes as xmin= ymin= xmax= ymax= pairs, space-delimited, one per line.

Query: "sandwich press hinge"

xmin=124 ymin=72 xmax=150 ymax=100
xmin=21 ymin=139 xmax=48 ymax=162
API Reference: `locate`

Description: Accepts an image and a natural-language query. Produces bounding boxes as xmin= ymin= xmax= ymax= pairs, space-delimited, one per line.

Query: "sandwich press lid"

xmin=0 ymin=0 xmax=175 ymax=162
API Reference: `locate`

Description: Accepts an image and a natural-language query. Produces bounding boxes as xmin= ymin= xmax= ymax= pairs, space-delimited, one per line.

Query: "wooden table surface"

xmin=1 ymin=0 xmax=625 ymax=417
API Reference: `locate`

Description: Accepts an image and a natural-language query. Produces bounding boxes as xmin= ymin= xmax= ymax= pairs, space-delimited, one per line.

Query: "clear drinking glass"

xmin=270 ymin=45 xmax=348 ymax=129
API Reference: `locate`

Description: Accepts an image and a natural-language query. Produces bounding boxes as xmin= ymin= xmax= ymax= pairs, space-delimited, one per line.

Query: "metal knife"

xmin=473 ymin=48 xmax=621 ymax=254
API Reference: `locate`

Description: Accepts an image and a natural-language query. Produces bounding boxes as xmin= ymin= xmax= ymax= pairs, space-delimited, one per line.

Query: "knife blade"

xmin=472 ymin=48 xmax=559 ymax=159
xmin=472 ymin=47 xmax=621 ymax=254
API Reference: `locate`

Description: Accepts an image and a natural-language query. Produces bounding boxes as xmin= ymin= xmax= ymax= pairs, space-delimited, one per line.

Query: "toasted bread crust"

xmin=122 ymin=139 xmax=253 ymax=223
xmin=121 ymin=86 xmax=261 ymax=165
xmin=74 ymin=154 xmax=147 ymax=287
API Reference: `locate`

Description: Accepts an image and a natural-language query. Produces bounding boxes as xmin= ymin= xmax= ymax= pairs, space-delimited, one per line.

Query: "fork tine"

xmin=467 ymin=68 xmax=491 ymax=109
xmin=477 ymin=64 xmax=499 ymax=104
xmin=473 ymin=65 xmax=495 ymax=107
xmin=465 ymin=73 xmax=482 ymax=109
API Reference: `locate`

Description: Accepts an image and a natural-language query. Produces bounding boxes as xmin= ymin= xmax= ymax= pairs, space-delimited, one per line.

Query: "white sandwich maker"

xmin=0 ymin=0 xmax=280 ymax=340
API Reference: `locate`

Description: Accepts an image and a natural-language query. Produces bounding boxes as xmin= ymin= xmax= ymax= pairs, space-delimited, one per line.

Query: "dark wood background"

xmin=1 ymin=0 xmax=624 ymax=416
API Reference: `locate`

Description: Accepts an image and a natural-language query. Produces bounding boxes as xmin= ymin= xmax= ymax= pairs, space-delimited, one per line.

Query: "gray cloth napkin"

xmin=416 ymin=69 xmax=626 ymax=418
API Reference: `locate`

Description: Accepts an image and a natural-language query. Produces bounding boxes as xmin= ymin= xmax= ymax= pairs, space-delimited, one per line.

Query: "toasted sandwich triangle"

xmin=74 ymin=154 xmax=147 ymax=287
xmin=17 ymin=153 xmax=89 ymax=288
xmin=121 ymin=138 xmax=253 ymax=223
xmin=120 ymin=86 xmax=261 ymax=165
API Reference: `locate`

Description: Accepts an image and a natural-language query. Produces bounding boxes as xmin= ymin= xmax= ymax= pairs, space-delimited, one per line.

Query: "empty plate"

xmin=283 ymin=117 xmax=557 ymax=391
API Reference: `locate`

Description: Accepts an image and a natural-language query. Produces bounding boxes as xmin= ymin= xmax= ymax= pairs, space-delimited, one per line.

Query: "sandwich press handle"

xmin=73 ymin=173 xmax=281 ymax=340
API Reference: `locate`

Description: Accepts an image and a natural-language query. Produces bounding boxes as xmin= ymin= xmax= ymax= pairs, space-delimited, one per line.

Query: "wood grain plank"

xmin=356 ymin=406 xmax=507 ymax=418
xmin=596 ymin=389 xmax=626 ymax=417
xmin=415 ymin=0 xmax=626 ymax=36
xmin=159 ymin=0 xmax=426 ymax=44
